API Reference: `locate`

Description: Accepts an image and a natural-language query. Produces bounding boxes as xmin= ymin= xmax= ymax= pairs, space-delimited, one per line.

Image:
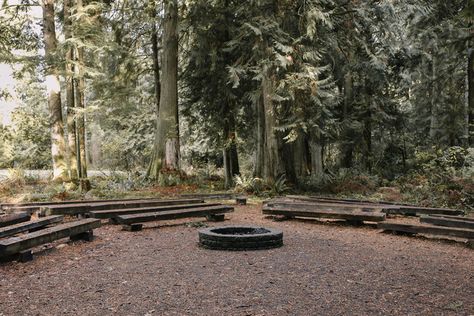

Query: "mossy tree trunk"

xmin=75 ymin=0 xmax=88 ymax=179
xmin=42 ymin=0 xmax=69 ymax=181
xmin=147 ymin=0 xmax=180 ymax=179
xmin=262 ymin=70 xmax=283 ymax=183
xmin=64 ymin=0 xmax=78 ymax=180
xmin=468 ymin=45 xmax=474 ymax=147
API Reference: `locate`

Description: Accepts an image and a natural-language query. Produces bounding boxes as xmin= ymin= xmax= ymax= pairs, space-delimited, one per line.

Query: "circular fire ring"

xmin=198 ymin=226 xmax=283 ymax=250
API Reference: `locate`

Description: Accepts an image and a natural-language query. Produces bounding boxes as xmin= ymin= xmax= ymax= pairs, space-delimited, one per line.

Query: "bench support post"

xmin=206 ymin=214 xmax=225 ymax=222
xmin=70 ymin=230 xmax=94 ymax=242
xmin=122 ymin=223 xmax=143 ymax=232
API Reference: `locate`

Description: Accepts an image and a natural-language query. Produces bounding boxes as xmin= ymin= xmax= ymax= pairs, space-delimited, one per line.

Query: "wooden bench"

xmin=41 ymin=198 xmax=204 ymax=216
xmin=0 ymin=218 xmax=101 ymax=262
xmin=180 ymin=193 xmax=248 ymax=205
xmin=378 ymin=222 xmax=474 ymax=239
xmin=0 ymin=213 xmax=31 ymax=228
xmin=1 ymin=196 xmax=166 ymax=212
xmin=265 ymin=200 xmax=397 ymax=213
xmin=0 ymin=215 xmax=63 ymax=239
xmin=262 ymin=207 xmax=386 ymax=223
xmin=89 ymin=203 xmax=221 ymax=220
xmin=420 ymin=215 xmax=474 ymax=230
xmin=115 ymin=205 xmax=234 ymax=231
xmin=285 ymin=195 xmax=464 ymax=216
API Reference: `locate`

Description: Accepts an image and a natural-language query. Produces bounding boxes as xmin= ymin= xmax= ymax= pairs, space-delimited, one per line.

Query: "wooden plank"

xmin=384 ymin=206 xmax=464 ymax=216
xmin=4 ymin=197 xmax=193 ymax=213
xmin=378 ymin=222 xmax=474 ymax=239
xmin=180 ymin=193 xmax=235 ymax=199
xmin=0 ymin=215 xmax=64 ymax=239
xmin=0 ymin=218 xmax=101 ymax=256
xmin=262 ymin=207 xmax=386 ymax=222
xmin=0 ymin=213 xmax=31 ymax=228
xmin=265 ymin=200 xmax=397 ymax=212
xmin=420 ymin=215 xmax=474 ymax=230
xmin=42 ymin=198 xmax=204 ymax=216
xmin=115 ymin=205 xmax=234 ymax=225
xmin=89 ymin=203 xmax=221 ymax=219
xmin=0 ymin=196 xmax=165 ymax=210
xmin=286 ymin=195 xmax=414 ymax=206
xmin=429 ymin=214 xmax=474 ymax=222
xmin=286 ymin=195 xmax=463 ymax=216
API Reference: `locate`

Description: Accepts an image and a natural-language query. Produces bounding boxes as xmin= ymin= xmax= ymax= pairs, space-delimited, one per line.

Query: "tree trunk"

xmin=309 ymin=131 xmax=323 ymax=178
xmin=64 ymin=0 xmax=78 ymax=180
xmin=74 ymin=0 xmax=88 ymax=179
xmin=262 ymin=71 xmax=282 ymax=183
xmin=292 ymin=132 xmax=309 ymax=179
xmin=429 ymin=56 xmax=438 ymax=143
xmin=341 ymin=71 xmax=354 ymax=168
xmin=149 ymin=0 xmax=161 ymax=115
xmin=468 ymin=45 xmax=474 ymax=147
xmin=42 ymin=0 xmax=69 ymax=181
xmin=147 ymin=0 xmax=180 ymax=179
xmin=223 ymin=110 xmax=239 ymax=188
xmin=254 ymin=90 xmax=265 ymax=178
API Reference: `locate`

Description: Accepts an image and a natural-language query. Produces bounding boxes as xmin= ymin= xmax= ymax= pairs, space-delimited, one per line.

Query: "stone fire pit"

xmin=198 ymin=226 xmax=283 ymax=250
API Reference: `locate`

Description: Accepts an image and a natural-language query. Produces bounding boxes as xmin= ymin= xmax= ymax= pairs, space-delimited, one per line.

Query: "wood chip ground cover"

xmin=0 ymin=204 xmax=473 ymax=315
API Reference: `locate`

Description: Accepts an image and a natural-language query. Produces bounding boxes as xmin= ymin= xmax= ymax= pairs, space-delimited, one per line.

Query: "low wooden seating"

xmin=0 ymin=215 xmax=63 ymax=239
xmin=115 ymin=205 xmax=234 ymax=231
xmin=89 ymin=203 xmax=221 ymax=220
xmin=378 ymin=222 xmax=474 ymax=239
xmin=0 ymin=213 xmax=31 ymax=228
xmin=262 ymin=207 xmax=386 ymax=223
xmin=0 ymin=218 xmax=101 ymax=260
xmin=41 ymin=198 xmax=204 ymax=216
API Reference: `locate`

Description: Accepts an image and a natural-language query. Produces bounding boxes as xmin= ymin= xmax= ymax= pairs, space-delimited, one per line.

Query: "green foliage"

xmin=234 ymin=174 xmax=265 ymax=195
xmin=270 ymin=174 xmax=289 ymax=195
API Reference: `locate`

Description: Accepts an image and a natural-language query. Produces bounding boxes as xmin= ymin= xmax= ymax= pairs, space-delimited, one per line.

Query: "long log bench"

xmin=41 ymin=198 xmax=204 ymax=216
xmin=429 ymin=214 xmax=474 ymax=222
xmin=378 ymin=222 xmax=474 ymax=240
xmin=286 ymin=195 xmax=414 ymax=206
xmin=115 ymin=205 xmax=234 ymax=231
xmin=262 ymin=207 xmax=386 ymax=223
xmin=0 ymin=196 xmax=165 ymax=210
xmin=285 ymin=195 xmax=464 ymax=216
xmin=0 ymin=213 xmax=31 ymax=228
xmin=89 ymin=202 xmax=221 ymax=220
xmin=420 ymin=215 xmax=474 ymax=230
xmin=180 ymin=193 xmax=248 ymax=205
xmin=0 ymin=215 xmax=64 ymax=239
xmin=0 ymin=218 xmax=101 ymax=261
xmin=265 ymin=200 xmax=398 ymax=213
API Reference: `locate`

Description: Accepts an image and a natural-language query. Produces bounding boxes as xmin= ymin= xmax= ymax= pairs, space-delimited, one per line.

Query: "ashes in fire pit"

xmin=198 ymin=226 xmax=283 ymax=250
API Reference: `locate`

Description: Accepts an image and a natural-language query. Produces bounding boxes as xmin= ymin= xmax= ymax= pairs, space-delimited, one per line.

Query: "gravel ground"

xmin=0 ymin=203 xmax=473 ymax=316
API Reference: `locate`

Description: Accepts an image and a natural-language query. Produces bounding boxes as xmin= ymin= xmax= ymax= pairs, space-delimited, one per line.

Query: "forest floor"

xmin=0 ymin=202 xmax=473 ymax=316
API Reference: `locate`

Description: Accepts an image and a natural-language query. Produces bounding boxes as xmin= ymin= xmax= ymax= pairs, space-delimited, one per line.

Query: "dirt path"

xmin=1 ymin=203 xmax=473 ymax=315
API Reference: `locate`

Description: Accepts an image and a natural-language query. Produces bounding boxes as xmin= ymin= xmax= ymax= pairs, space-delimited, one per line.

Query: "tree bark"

xmin=42 ymin=0 xmax=69 ymax=181
xmin=254 ymin=90 xmax=265 ymax=178
xmin=64 ymin=0 xmax=78 ymax=180
xmin=149 ymin=0 xmax=161 ymax=115
xmin=74 ymin=0 xmax=88 ymax=179
xmin=429 ymin=56 xmax=439 ymax=143
xmin=309 ymin=131 xmax=323 ymax=178
xmin=223 ymin=109 xmax=239 ymax=188
xmin=147 ymin=0 xmax=180 ymax=179
xmin=468 ymin=45 xmax=474 ymax=146
xmin=262 ymin=70 xmax=283 ymax=183
xmin=341 ymin=71 xmax=354 ymax=168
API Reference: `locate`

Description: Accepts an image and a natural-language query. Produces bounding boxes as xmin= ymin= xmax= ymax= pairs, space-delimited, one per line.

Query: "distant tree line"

xmin=0 ymin=0 xmax=472 ymax=188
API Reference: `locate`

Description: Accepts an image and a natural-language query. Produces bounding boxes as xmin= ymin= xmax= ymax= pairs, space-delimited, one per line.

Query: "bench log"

xmin=0 ymin=218 xmax=101 ymax=256
xmin=0 ymin=215 xmax=63 ymax=239
xmin=262 ymin=207 xmax=386 ymax=222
